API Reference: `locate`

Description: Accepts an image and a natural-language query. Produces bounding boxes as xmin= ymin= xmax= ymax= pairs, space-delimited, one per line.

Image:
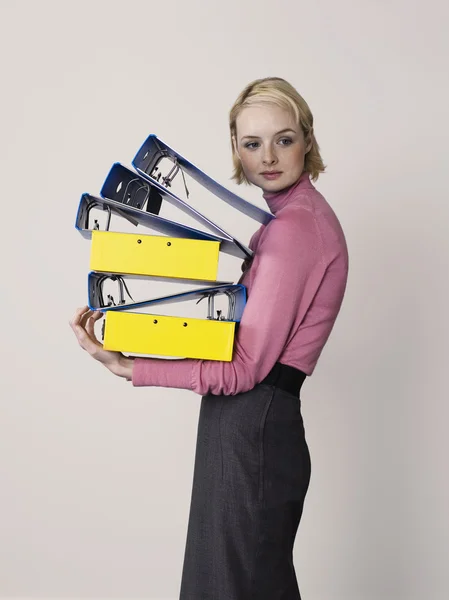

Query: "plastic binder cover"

xmin=132 ymin=134 xmax=274 ymax=225
xmin=75 ymin=192 xmax=224 ymax=244
xmin=103 ymin=312 xmax=236 ymax=361
xmin=101 ymin=283 xmax=246 ymax=361
xmin=100 ymin=163 xmax=253 ymax=259
xmin=89 ymin=230 xmax=220 ymax=281
xmin=87 ymin=272 xmax=233 ymax=310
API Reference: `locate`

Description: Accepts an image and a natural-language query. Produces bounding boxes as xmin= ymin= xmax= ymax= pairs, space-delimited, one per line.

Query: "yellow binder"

xmin=103 ymin=311 xmax=236 ymax=361
xmin=90 ymin=230 xmax=220 ymax=281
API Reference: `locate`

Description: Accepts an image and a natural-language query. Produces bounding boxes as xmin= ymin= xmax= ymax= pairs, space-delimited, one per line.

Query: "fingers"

xmin=70 ymin=306 xmax=103 ymax=355
xmin=73 ymin=322 xmax=97 ymax=354
xmin=85 ymin=315 xmax=95 ymax=339
xmin=70 ymin=306 xmax=125 ymax=374
xmin=69 ymin=305 xmax=90 ymax=329
xmin=69 ymin=306 xmax=103 ymax=329
xmin=86 ymin=311 xmax=103 ymax=339
xmin=80 ymin=310 xmax=94 ymax=329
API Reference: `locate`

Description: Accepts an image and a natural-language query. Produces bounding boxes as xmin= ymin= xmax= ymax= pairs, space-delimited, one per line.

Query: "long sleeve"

xmin=132 ymin=205 xmax=327 ymax=395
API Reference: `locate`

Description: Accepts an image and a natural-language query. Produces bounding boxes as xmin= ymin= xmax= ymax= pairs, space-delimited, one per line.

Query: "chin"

xmin=261 ymin=182 xmax=284 ymax=193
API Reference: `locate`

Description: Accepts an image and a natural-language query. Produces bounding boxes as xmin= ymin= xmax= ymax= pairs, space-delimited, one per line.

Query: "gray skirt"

xmin=179 ymin=381 xmax=312 ymax=600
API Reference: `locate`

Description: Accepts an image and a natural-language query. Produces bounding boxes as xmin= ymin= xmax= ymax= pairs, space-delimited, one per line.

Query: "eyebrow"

xmin=240 ymin=128 xmax=297 ymax=141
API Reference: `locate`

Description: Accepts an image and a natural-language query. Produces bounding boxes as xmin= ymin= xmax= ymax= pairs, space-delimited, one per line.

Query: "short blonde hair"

xmin=229 ymin=77 xmax=326 ymax=184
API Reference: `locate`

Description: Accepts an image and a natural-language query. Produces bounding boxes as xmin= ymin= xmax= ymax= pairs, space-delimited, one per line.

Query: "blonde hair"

xmin=229 ymin=77 xmax=326 ymax=184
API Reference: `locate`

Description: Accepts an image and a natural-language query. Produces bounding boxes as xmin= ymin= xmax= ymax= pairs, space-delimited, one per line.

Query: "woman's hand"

xmin=241 ymin=257 xmax=253 ymax=273
xmin=69 ymin=306 xmax=134 ymax=380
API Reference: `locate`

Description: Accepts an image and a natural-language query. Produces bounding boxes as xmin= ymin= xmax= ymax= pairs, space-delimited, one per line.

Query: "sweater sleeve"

xmin=132 ymin=207 xmax=325 ymax=395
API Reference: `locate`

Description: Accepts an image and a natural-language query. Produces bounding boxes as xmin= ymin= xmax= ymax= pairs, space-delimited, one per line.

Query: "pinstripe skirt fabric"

xmin=179 ymin=382 xmax=312 ymax=600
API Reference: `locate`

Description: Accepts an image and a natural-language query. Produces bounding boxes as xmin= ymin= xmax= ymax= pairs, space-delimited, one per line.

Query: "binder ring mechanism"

xmin=84 ymin=197 xmax=141 ymax=233
xmin=87 ymin=272 xmax=247 ymax=323
xmin=141 ymin=143 xmax=190 ymax=197
xmin=196 ymin=290 xmax=238 ymax=321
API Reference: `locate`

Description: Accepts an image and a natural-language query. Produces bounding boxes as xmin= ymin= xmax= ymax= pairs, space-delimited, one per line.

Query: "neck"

xmin=262 ymin=171 xmax=313 ymax=214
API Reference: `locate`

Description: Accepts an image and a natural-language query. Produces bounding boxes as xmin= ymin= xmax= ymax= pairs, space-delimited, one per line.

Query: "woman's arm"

xmin=133 ymin=206 xmax=326 ymax=395
xmin=69 ymin=226 xmax=264 ymax=383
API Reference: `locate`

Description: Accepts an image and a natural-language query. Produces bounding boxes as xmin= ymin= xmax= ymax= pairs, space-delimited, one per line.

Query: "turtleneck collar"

xmin=262 ymin=170 xmax=314 ymax=214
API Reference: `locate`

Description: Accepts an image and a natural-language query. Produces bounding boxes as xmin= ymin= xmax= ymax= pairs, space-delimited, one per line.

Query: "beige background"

xmin=1 ymin=0 xmax=448 ymax=599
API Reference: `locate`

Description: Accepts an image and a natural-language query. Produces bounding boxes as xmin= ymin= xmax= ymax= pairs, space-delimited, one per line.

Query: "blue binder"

xmin=87 ymin=271 xmax=246 ymax=321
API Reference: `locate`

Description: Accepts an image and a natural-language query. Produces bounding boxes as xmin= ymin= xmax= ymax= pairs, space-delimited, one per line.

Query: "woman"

xmin=70 ymin=77 xmax=349 ymax=599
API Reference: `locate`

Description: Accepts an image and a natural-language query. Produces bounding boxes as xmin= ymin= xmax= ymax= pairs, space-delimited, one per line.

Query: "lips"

xmin=261 ymin=171 xmax=282 ymax=180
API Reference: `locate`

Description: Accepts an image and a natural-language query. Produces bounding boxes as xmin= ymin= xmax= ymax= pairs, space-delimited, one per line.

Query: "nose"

xmin=262 ymin=145 xmax=278 ymax=166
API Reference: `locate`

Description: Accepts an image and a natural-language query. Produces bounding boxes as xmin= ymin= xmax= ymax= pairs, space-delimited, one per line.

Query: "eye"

xmin=244 ymin=141 xmax=260 ymax=149
xmin=279 ymin=137 xmax=293 ymax=146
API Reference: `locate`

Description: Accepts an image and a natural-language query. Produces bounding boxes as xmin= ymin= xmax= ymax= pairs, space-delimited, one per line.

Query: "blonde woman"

xmin=71 ymin=77 xmax=349 ymax=599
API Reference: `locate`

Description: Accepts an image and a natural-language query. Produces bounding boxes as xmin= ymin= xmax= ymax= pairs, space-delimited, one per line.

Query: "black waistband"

xmin=260 ymin=362 xmax=307 ymax=397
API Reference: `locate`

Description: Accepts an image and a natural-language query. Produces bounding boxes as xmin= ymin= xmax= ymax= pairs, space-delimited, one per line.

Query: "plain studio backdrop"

xmin=0 ymin=1 xmax=448 ymax=599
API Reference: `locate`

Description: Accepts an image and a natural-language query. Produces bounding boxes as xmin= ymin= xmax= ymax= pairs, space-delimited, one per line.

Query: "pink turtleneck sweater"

xmin=132 ymin=171 xmax=348 ymax=395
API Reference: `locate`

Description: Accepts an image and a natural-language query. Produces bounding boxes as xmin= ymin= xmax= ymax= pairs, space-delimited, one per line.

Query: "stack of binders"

xmin=75 ymin=135 xmax=274 ymax=361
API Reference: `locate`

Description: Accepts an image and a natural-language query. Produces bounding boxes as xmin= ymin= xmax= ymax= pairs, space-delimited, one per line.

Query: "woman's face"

xmin=233 ymin=103 xmax=311 ymax=193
